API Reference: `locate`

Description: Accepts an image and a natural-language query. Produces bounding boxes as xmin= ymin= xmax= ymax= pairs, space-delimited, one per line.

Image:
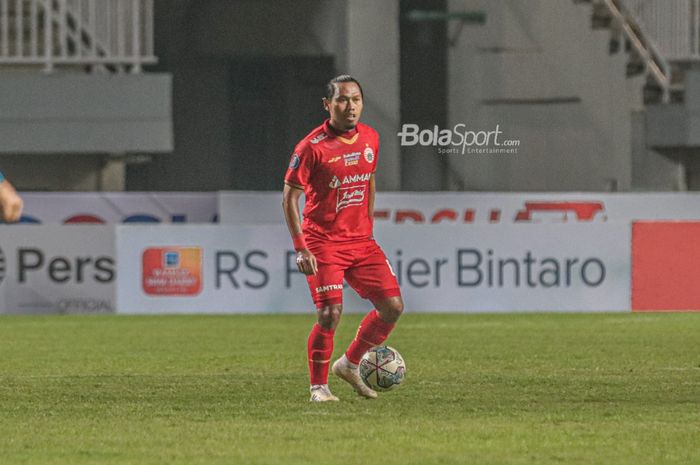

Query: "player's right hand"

xmin=0 ymin=180 xmax=23 ymax=223
xmin=296 ymin=249 xmax=318 ymax=275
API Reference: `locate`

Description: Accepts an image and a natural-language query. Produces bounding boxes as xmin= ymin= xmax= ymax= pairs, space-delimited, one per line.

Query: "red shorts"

xmin=306 ymin=240 xmax=401 ymax=308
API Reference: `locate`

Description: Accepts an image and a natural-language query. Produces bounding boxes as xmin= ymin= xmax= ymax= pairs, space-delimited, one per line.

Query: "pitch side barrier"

xmin=3 ymin=192 xmax=700 ymax=313
xmin=115 ymin=223 xmax=630 ymax=313
xmin=0 ymin=223 xmax=628 ymax=314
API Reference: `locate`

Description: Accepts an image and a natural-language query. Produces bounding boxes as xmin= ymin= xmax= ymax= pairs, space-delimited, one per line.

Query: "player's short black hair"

xmin=325 ymin=75 xmax=364 ymax=100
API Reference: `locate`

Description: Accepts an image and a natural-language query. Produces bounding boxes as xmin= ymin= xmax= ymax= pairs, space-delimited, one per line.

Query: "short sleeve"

xmin=284 ymin=142 xmax=314 ymax=188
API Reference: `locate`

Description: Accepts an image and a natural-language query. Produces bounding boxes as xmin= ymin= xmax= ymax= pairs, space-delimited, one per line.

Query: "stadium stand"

xmin=0 ymin=0 xmax=171 ymax=191
xmin=1 ymin=1 xmax=699 ymax=192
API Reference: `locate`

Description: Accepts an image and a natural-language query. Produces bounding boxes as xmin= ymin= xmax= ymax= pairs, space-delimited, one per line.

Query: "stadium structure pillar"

xmin=399 ymin=0 xmax=448 ymax=190
xmin=345 ymin=0 xmax=401 ymax=191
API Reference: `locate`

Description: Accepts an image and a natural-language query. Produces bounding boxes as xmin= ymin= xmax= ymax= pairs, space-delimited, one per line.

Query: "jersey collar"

xmin=323 ymin=119 xmax=359 ymax=145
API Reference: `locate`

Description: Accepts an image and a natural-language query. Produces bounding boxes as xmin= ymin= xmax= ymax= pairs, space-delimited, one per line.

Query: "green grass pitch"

xmin=0 ymin=312 xmax=699 ymax=465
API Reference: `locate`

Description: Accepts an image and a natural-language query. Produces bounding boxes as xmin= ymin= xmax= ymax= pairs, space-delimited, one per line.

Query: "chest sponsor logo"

xmin=329 ymin=172 xmax=372 ymax=189
xmin=337 ymin=185 xmax=366 ymax=211
xmin=310 ymin=133 xmax=327 ymax=144
xmin=343 ymin=173 xmax=372 ymax=184
xmin=343 ymin=152 xmax=361 ymax=166
xmin=364 ymin=146 xmax=374 ymax=163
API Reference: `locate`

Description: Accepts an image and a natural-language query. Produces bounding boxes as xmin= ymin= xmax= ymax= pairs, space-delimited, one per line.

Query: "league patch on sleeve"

xmin=289 ymin=153 xmax=301 ymax=169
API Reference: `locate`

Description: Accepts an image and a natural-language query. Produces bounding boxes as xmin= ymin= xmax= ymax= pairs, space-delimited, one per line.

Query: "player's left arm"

xmin=368 ymin=173 xmax=375 ymax=221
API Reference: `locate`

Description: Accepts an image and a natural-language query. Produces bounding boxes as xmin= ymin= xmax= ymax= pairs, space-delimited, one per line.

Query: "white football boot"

xmin=332 ymin=355 xmax=378 ymax=399
xmin=309 ymin=384 xmax=339 ymax=402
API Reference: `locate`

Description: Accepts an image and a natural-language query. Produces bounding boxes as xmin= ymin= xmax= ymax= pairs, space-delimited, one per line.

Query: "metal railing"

xmin=0 ymin=0 xmax=156 ymax=72
xmin=601 ymin=0 xmax=672 ymax=101
xmin=621 ymin=0 xmax=700 ymax=61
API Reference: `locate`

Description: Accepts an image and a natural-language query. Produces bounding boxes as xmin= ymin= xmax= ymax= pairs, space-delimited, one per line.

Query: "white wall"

xmin=446 ymin=0 xmax=646 ymax=191
xmin=0 ymin=72 xmax=172 ymax=154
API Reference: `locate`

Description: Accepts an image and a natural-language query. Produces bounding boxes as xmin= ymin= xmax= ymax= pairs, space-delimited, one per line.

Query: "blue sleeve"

xmin=0 ymin=171 xmax=4 ymax=183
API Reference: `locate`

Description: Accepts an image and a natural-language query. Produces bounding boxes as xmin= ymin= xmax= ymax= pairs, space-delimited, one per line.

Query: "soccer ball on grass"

xmin=359 ymin=346 xmax=406 ymax=391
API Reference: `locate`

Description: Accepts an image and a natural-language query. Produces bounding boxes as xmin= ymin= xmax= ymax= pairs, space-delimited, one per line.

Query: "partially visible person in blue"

xmin=0 ymin=171 xmax=23 ymax=223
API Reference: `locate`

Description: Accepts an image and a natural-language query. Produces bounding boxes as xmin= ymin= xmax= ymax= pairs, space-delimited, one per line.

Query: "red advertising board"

xmin=632 ymin=222 xmax=700 ymax=311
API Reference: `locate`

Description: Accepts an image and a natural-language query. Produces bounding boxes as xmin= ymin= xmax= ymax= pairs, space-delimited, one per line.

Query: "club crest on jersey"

xmin=364 ymin=147 xmax=374 ymax=163
xmin=329 ymin=176 xmax=341 ymax=188
xmin=310 ymin=133 xmax=327 ymax=144
xmin=343 ymin=152 xmax=361 ymax=166
xmin=289 ymin=153 xmax=300 ymax=169
xmin=337 ymin=185 xmax=366 ymax=211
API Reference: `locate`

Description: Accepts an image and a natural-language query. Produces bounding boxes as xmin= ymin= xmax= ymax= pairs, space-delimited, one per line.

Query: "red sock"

xmin=345 ymin=309 xmax=395 ymax=365
xmin=307 ymin=324 xmax=335 ymax=385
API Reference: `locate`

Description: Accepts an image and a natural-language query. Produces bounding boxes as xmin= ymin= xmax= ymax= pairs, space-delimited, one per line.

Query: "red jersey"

xmin=285 ymin=119 xmax=379 ymax=247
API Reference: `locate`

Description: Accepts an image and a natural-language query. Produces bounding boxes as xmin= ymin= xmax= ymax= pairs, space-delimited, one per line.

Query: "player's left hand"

xmin=296 ymin=249 xmax=318 ymax=275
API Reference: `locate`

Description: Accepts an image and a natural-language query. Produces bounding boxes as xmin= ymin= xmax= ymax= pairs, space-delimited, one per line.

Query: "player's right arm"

xmin=282 ymin=183 xmax=318 ymax=275
xmin=283 ymin=144 xmax=318 ymax=275
xmin=0 ymin=174 xmax=23 ymax=223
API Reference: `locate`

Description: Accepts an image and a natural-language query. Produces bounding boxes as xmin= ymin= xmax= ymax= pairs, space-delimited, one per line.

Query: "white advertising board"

xmin=115 ymin=223 xmax=630 ymax=313
xmin=219 ymin=191 xmax=700 ymax=225
xmin=19 ymin=192 xmax=218 ymax=224
xmin=0 ymin=226 xmax=115 ymax=313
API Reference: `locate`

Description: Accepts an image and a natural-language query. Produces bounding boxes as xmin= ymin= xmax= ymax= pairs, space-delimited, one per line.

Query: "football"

xmin=359 ymin=346 xmax=406 ymax=391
